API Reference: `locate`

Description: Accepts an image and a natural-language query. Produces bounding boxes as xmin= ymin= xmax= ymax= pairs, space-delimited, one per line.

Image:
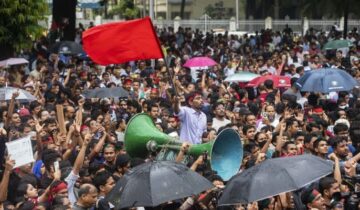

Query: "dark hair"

xmin=242 ymin=124 xmax=256 ymax=134
xmin=185 ymin=91 xmax=202 ymax=104
xmin=17 ymin=201 xmax=35 ymax=210
xmin=51 ymin=205 xmax=69 ymax=210
xmin=333 ymin=123 xmax=348 ymax=134
xmin=304 ymin=133 xmax=318 ymax=144
xmin=294 ymin=131 xmax=306 ymax=140
xmin=42 ymin=149 xmax=61 ymax=172
xmin=16 ymin=183 xmax=29 ymax=199
xmin=329 ymin=136 xmax=347 ymax=149
xmin=285 ymin=117 xmax=299 ymax=130
xmin=88 ymin=162 xmax=104 ymax=176
xmin=93 ymin=170 xmax=113 ymax=191
xmin=313 ymin=138 xmax=326 ymax=149
xmin=243 ymin=141 xmax=259 ymax=153
xmin=43 ymin=117 xmax=57 ymax=127
xmin=319 ymin=177 xmax=337 ymax=195
xmin=115 ymin=154 xmax=131 ymax=168
xmin=282 ymin=141 xmax=296 ymax=151
xmin=264 ymin=80 xmax=273 ymax=89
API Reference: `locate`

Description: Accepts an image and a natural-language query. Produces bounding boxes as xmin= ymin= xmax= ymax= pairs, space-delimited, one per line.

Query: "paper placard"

xmin=6 ymin=136 xmax=34 ymax=168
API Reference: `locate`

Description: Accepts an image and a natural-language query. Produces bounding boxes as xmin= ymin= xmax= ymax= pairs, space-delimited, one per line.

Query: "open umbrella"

xmin=183 ymin=56 xmax=217 ymax=68
xmin=82 ymin=87 xmax=129 ymax=98
xmin=246 ymin=75 xmax=291 ymax=88
xmin=323 ymin=40 xmax=353 ymax=50
xmin=224 ymin=72 xmax=259 ymax=83
xmin=0 ymin=58 xmax=29 ymax=68
xmin=0 ymin=87 xmax=37 ymax=102
xmin=106 ymin=161 xmax=213 ymax=209
xmin=50 ymin=41 xmax=84 ymax=55
xmin=295 ymin=68 xmax=358 ymax=93
xmin=218 ymin=155 xmax=333 ymax=205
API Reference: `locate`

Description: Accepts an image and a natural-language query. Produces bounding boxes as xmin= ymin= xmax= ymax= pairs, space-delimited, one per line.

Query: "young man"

xmin=301 ymin=188 xmax=326 ymax=210
xmin=319 ymin=177 xmax=340 ymax=208
xmin=93 ymin=170 xmax=116 ymax=210
xmin=103 ymin=144 xmax=117 ymax=174
xmin=212 ymin=102 xmax=231 ymax=132
xmin=173 ymin=91 xmax=206 ymax=144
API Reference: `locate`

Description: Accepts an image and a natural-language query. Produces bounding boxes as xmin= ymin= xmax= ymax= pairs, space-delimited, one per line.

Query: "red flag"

xmin=82 ymin=17 xmax=163 ymax=65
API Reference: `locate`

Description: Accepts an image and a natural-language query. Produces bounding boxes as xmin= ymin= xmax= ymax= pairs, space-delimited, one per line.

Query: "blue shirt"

xmin=176 ymin=106 xmax=207 ymax=144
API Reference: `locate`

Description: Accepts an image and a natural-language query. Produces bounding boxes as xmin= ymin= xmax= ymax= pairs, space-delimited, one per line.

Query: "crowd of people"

xmin=0 ymin=23 xmax=360 ymax=210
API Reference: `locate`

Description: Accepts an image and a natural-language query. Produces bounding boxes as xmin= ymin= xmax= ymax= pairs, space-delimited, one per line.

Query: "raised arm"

xmin=72 ymin=133 xmax=91 ymax=175
xmin=5 ymin=91 xmax=19 ymax=128
xmin=0 ymin=158 xmax=15 ymax=202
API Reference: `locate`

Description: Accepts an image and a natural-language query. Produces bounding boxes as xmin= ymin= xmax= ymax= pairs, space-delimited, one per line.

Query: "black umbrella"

xmin=50 ymin=41 xmax=84 ymax=55
xmin=82 ymin=87 xmax=129 ymax=98
xmin=218 ymin=155 xmax=333 ymax=205
xmin=106 ymin=161 xmax=213 ymax=209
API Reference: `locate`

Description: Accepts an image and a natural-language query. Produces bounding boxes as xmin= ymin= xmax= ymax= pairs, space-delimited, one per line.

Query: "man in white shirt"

xmin=212 ymin=102 xmax=231 ymax=132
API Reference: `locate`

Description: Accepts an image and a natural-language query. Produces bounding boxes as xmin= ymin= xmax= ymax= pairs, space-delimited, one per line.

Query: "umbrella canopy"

xmin=0 ymin=58 xmax=28 ymax=68
xmin=323 ymin=40 xmax=353 ymax=50
xmin=246 ymin=75 xmax=291 ymax=88
xmin=82 ymin=87 xmax=129 ymax=98
xmin=218 ymin=155 xmax=333 ymax=205
xmin=295 ymin=68 xmax=358 ymax=93
xmin=50 ymin=41 xmax=84 ymax=55
xmin=183 ymin=57 xmax=217 ymax=68
xmin=224 ymin=72 xmax=259 ymax=82
xmin=0 ymin=87 xmax=37 ymax=102
xmin=106 ymin=161 xmax=213 ymax=209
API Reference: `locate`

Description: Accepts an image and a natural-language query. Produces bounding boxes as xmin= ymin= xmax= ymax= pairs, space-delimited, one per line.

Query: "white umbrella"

xmin=224 ymin=72 xmax=260 ymax=82
xmin=0 ymin=58 xmax=29 ymax=68
xmin=0 ymin=87 xmax=37 ymax=102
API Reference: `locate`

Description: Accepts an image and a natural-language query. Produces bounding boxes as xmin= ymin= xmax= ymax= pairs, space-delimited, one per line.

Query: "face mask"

xmin=338 ymin=104 xmax=349 ymax=110
xmin=258 ymin=141 xmax=266 ymax=148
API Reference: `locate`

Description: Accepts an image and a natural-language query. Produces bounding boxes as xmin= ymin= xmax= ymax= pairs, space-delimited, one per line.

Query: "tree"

xmin=0 ymin=0 xmax=47 ymax=59
xmin=300 ymin=0 xmax=360 ymax=38
xmin=109 ymin=0 xmax=140 ymax=20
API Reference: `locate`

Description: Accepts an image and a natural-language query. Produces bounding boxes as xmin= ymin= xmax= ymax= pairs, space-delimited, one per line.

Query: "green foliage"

xmin=109 ymin=0 xmax=140 ymax=19
xmin=0 ymin=0 xmax=48 ymax=53
xmin=300 ymin=0 xmax=360 ymax=18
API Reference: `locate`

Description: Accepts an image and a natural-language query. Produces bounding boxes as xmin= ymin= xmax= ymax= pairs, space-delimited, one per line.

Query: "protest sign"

xmin=6 ymin=136 xmax=34 ymax=168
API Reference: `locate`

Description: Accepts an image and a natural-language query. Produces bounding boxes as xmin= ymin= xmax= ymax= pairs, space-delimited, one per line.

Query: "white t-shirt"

xmin=212 ymin=117 xmax=231 ymax=132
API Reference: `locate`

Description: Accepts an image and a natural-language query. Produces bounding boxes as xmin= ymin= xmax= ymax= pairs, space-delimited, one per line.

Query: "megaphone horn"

xmin=124 ymin=113 xmax=243 ymax=181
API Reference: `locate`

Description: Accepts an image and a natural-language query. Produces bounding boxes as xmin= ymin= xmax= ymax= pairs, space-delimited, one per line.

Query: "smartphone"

xmin=54 ymin=161 xmax=59 ymax=172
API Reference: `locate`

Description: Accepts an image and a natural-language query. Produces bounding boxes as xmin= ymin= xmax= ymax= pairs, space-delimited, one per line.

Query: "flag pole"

xmin=148 ymin=17 xmax=179 ymax=97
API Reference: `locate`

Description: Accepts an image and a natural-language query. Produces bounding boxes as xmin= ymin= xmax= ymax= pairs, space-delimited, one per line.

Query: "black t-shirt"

xmin=95 ymin=198 xmax=114 ymax=210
